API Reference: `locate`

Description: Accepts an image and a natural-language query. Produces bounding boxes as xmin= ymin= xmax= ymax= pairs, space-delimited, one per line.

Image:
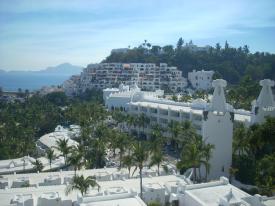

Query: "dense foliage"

xmin=0 ymin=89 xmax=103 ymax=160
xmin=233 ymin=117 xmax=275 ymax=195
xmin=104 ymin=38 xmax=275 ymax=84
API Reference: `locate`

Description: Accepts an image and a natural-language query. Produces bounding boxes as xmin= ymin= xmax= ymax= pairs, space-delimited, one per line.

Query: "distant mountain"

xmin=41 ymin=63 xmax=83 ymax=75
xmin=0 ymin=63 xmax=83 ymax=91
xmin=1 ymin=63 xmax=83 ymax=75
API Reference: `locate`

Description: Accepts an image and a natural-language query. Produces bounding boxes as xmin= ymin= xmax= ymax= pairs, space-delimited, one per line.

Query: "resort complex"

xmin=63 ymin=63 xmax=215 ymax=96
xmin=1 ymin=1 xmax=275 ymax=205
xmin=103 ymin=78 xmax=275 ymax=180
xmin=1 ymin=59 xmax=274 ymax=205
xmin=1 ymin=170 xmax=275 ymax=206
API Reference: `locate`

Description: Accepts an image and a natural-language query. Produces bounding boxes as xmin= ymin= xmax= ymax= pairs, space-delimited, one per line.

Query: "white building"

xmin=201 ymin=79 xmax=233 ymax=180
xmin=0 ymin=167 xmax=188 ymax=206
xmin=64 ymin=63 xmax=187 ymax=95
xmin=63 ymin=75 xmax=81 ymax=96
xmin=104 ymin=79 xmax=275 ymax=180
xmin=188 ymin=69 xmax=214 ymax=90
xmin=36 ymin=125 xmax=79 ymax=156
xmin=183 ymin=41 xmax=212 ymax=53
xmin=178 ymin=176 xmax=275 ymax=206
xmin=251 ymin=79 xmax=275 ymax=124
xmin=1 ymin=169 xmax=274 ymax=206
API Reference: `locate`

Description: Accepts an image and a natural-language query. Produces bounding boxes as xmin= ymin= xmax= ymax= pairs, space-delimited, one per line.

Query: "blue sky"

xmin=0 ymin=0 xmax=275 ymax=71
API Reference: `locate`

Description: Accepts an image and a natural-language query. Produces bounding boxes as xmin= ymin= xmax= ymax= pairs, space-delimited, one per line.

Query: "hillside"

xmin=103 ymin=39 xmax=275 ymax=85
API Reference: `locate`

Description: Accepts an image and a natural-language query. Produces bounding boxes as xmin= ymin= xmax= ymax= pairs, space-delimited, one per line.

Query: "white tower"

xmin=251 ymin=79 xmax=275 ymax=124
xmin=202 ymin=79 xmax=233 ymax=180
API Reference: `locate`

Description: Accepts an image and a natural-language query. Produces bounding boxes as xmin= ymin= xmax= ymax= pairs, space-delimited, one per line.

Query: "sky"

xmin=0 ymin=0 xmax=275 ymax=71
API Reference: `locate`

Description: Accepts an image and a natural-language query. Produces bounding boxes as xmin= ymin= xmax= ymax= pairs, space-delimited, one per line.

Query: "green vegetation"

xmin=0 ymin=89 xmax=103 ymax=160
xmin=233 ymin=117 xmax=275 ymax=195
xmin=104 ymin=38 xmax=275 ymax=84
xmin=65 ymin=175 xmax=100 ymax=196
xmin=104 ymin=39 xmax=273 ymax=110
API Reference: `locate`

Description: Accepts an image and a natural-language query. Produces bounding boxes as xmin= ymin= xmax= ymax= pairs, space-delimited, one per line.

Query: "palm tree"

xmin=67 ymin=150 xmax=83 ymax=176
xmin=137 ymin=114 xmax=150 ymax=139
xmin=233 ymin=123 xmax=248 ymax=157
xmin=65 ymin=175 xmax=100 ymax=196
xmin=54 ymin=138 xmax=72 ymax=165
xmin=149 ymin=149 xmax=165 ymax=176
xmin=168 ymin=120 xmax=181 ymax=156
xmin=32 ymin=159 xmax=44 ymax=172
xmin=122 ymin=155 xmax=133 ymax=178
xmin=88 ymin=137 xmax=106 ymax=169
xmin=177 ymin=135 xmax=206 ymax=182
xmin=202 ymin=143 xmax=215 ymax=181
xmin=46 ymin=148 xmax=55 ymax=170
xmin=116 ymin=132 xmax=131 ymax=168
xmin=132 ymin=141 xmax=149 ymax=200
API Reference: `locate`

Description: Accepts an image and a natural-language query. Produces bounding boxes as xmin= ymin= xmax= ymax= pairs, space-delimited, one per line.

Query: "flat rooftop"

xmin=185 ymin=181 xmax=250 ymax=206
xmin=81 ymin=197 xmax=146 ymax=206
xmin=0 ymin=169 xmax=188 ymax=206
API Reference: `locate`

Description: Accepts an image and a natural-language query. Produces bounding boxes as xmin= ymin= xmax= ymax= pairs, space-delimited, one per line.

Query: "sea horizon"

xmin=0 ymin=72 xmax=71 ymax=92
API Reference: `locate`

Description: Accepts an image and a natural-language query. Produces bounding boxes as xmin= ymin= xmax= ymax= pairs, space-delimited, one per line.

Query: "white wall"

xmin=202 ymin=112 xmax=233 ymax=180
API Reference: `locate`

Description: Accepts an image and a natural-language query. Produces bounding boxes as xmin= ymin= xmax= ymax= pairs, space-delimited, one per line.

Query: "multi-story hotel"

xmin=63 ymin=63 xmax=187 ymax=95
xmin=104 ymin=79 xmax=275 ymax=180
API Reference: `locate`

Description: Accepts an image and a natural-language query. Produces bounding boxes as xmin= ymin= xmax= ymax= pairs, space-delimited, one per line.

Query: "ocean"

xmin=0 ymin=73 xmax=72 ymax=91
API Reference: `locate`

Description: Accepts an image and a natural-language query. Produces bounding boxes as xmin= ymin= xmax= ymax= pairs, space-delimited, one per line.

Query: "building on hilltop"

xmin=182 ymin=41 xmax=212 ymax=52
xmin=111 ymin=48 xmax=130 ymax=54
xmin=63 ymin=63 xmax=187 ymax=95
xmin=188 ymin=69 xmax=214 ymax=90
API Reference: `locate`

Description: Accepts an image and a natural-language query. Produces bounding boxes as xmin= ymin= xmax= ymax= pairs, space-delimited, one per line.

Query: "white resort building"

xmin=104 ymin=79 xmax=275 ymax=180
xmin=188 ymin=69 xmax=214 ymax=90
xmin=63 ymin=63 xmax=188 ymax=95
xmin=1 ymin=169 xmax=274 ymax=206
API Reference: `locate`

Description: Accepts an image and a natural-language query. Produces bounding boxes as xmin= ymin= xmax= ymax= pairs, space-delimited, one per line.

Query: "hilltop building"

xmin=63 ymin=63 xmax=187 ymax=96
xmin=183 ymin=41 xmax=212 ymax=53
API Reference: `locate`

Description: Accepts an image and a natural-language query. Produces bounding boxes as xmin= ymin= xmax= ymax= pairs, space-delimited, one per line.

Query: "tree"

xmin=149 ymin=149 xmax=165 ymax=176
xmin=148 ymin=201 xmax=161 ymax=206
xmin=122 ymin=155 xmax=133 ymax=178
xmin=65 ymin=175 xmax=100 ymax=196
xmin=32 ymin=159 xmax=44 ymax=172
xmin=233 ymin=123 xmax=249 ymax=157
xmin=168 ymin=120 xmax=181 ymax=149
xmin=46 ymin=148 xmax=55 ymax=170
xmin=67 ymin=150 xmax=83 ymax=176
xmin=132 ymin=141 xmax=149 ymax=199
xmin=171 ymin=94 xmax=178 ymax=102
xmin=137 ymin=114 xmax=150 ymax=138
xmin=203 ymin=143 xmax=215 ymax=181
xmin=54 ymin=138 xmax=72 ymax=165
xmin=255 ymin=154 xmax=275 ymax=196
xmin=176 ymin=37 xmax=184 ymax=50
xmin=177 ymin=134 xmax=213 ymax=182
